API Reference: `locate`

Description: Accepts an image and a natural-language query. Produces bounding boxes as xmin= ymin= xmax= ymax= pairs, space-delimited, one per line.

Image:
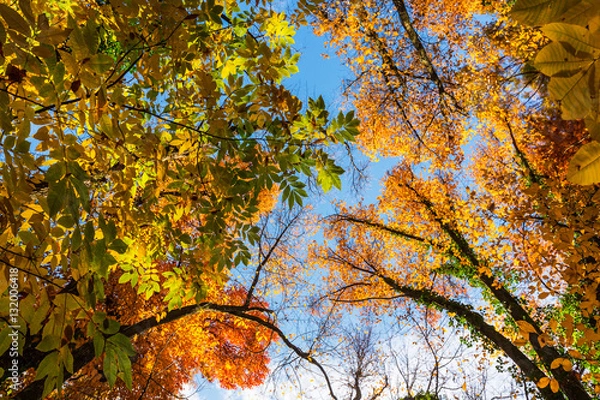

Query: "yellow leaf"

xmin=562 ymin=359 xmax=573 ymax=371
xmin=511 ymin=0 xmax=581 ymax=26
xmin=569 ymin=349 xmax=582 ymax=358
xmin=516 ymin=320 xmax=537 ymax=334
xmin=538 ymin=291 xmax=550 ymax=300
xmin=222 ymin=59 xmax=236 ymax=79
xmin=537 ymin=333 xmax=554 ymax=347
xmin=37 ymin=27 xmax=73 ymax=45
xmin=567 ymin=141 xmax=600 ymax=185
xmin=548 ymin=71 xmax=591 ymax=120
xmin=586 ymin=117 xmax=600 ymax=141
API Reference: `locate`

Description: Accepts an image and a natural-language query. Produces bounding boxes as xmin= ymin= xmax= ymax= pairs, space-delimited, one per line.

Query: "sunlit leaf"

xmin=567 ymin=140 xmax=600 ymax=184
xmin=512 ymin=0 xmax=583 ymax=26
xmin=0 ymin=3 xmax=30 ymax=35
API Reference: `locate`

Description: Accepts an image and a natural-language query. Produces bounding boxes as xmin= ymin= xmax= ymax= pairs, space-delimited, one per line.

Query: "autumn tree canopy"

xmin=2 ymin=0 xmax=600 ymax=399
xmin=0 ymin=0 xmax=357 ymax=397
xmin=296 ymin=0 xmax=600 ymax=398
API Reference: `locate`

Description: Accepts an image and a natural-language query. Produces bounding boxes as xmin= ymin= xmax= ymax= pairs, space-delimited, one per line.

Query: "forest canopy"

xmin=1 ymin=0 xmax=600 ymax=399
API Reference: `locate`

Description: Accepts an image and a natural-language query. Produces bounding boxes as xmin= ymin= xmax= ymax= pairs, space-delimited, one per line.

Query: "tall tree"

xmin=0 ymin=0 xmax=358 ymax=397
xmin=309 ymin=0 xmax=600 ymax=398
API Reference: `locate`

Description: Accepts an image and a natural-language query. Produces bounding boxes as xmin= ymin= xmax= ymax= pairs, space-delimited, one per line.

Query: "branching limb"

xmin=246 ymin=210 xmax=303 ymax=307
xmin=390 ymin=0 xmax=462 ymax=112
xmin=14 ymin=301 xmax=338 ymax=400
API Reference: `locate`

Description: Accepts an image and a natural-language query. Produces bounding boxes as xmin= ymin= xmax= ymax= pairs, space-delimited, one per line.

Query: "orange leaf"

xmin=551 ymin=358 xmax=563 ymax=369
xmin=513 ymin=338 xmax=528 ymax=347
xmin=550 ymin=379 xmax=560 ymax=393
xmin=516 ymin=320 xmax=537 ymax=334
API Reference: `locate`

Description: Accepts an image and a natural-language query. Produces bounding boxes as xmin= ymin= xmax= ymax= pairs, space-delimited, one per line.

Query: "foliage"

xmin=0 ymin=0 xmax=358 ymax=397
xmin=52 ymin=281 xmax=273 ymax=398
xmin=512 ymin=0 xmax=600 ymax=184
xmin=306 ymin=0 xmax=600 ymax=398
xmin=3 ymin=0 xmax=600 ymax=399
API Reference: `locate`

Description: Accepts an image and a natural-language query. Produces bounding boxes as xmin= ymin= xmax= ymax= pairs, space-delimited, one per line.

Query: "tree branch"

xmin=390 ymin=0 xmax=448 ymax=101
xmin=404 ymin=182 xmax=590 ymax=400
xmin=13 ymin=301 xmax=337 ymax=400
xmin=331 ymin=214 xmax=434 ymax=246
xmin=376 ymin=274 xmax=564 ymax=400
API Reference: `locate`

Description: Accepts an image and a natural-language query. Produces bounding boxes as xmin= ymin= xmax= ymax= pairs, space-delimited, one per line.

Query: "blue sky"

xmin=286 ymin=26 xmax=400 ymax=209
xmin=183 ymin=13 xmax=526 ymax=400
xmin=185 ymin=25 xmax=353 ymax=400
xmin=185 ymin=20 xmax=405 ymax=399
xmin=286 ymin=26 xmax=349 ymax=107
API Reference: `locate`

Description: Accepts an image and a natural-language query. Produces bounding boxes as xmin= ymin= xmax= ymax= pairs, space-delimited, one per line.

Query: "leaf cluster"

xmin=512 ymin=0 xmax=600 ymax=184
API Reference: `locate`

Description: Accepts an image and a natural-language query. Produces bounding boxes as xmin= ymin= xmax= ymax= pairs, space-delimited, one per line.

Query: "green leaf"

xmin=18 ymin=230 xmax=38 ymax=245
xmin=317 ymin=160 xmax=344 ymax=193
xmin=46 ymin=162 xmax=66 ymax=182
xmin=3 ymin=135 xmax=15 ymax=149
xmin=42 ymin=376 xmax=57 ymax=399
xmin=103 ymin=346 xmax=117 ymax=387
xmin=70 ymin=176 xmax=90 ymax=212
xmin=65 ymin=145 xmax=81 ymax=160
xmin=35 ymin=350 xmax=59 ymax=381
xmin=209 ymin=11 xmax=222 ymax=24
xmin=118 ymin=272 xmax=132 ymax=284
xmin=84 ymin=220 xmax=95 ymax=242
xmin=15 ymin=139 xmax=30 ymax=153
xmin=47 ymin=180 xmax=67 ymax=218
xmin=93 ymin=330 xmax=104 ymax=357
xmin=116 ymin=351 xmax=133 ymax=389
xmin=30 ymin=300 xmax=50 ymax=335
xmin=60 ymin=345 xmax=74 ymax=373
xmin=71 ymin=226 xmax=82 ymax=251
xmin=92 ymin=311 xmax=107 ymax=324
xmin=100 ymin=317 xmax=120 ymax=335
xmin=36 ymin=334 xmax=60 ymax=352
xmin=57 ymin=215 xmax=75 ymax=228
xmin=567 ymin=141 xmax=600 ymax=184
xmin=101 ymin=334 xmax=136 ymax=389
xmin=109 ymin=239 xmax=128 ymax=254
xmin=511 ymin=0 xmax=583 ymax=26
xmin=81 ymin=18 xmax=99 ymax=54
xmin=103 ymin=219 xmax=117 ymax=243
xmin=86 ymin=54 xmax=114 ymax=74
xmin=108 ymin=333 xmax=135 ymax=388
